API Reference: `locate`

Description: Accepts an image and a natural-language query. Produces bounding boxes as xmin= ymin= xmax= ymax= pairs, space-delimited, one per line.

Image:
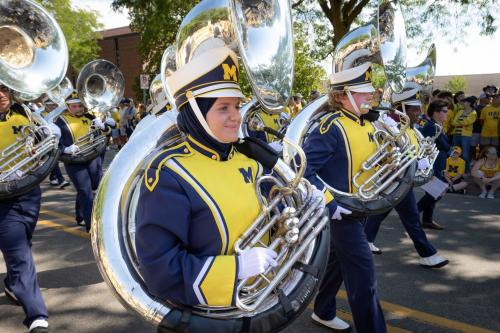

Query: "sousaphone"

xmin=0 ymin=0 xmax=68 ymax=198
xmin=284 ymin=0 xmax=416 ymax=216
xmin=91 ymin=1 xmax=330 ymax=332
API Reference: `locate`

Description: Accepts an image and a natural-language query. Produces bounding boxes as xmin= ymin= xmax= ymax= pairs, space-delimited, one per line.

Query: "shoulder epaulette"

xmin=319 ymin=112 xmax=341 ymax=135
xmin=144 ymin=141 xmax=192 ymax=191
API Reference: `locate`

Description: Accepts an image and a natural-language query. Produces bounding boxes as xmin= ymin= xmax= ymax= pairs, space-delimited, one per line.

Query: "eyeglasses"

xmin=439 ymin=108 xmax=449 ymax=113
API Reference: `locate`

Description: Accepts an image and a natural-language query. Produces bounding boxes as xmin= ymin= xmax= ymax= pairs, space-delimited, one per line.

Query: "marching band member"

xmin=302 ymin=63 xmax=387 ymax=333
xmin=55 ymin=91 xmax=114 ymax=232
xmin=364 ymin=86 xmax=449 ymax=268
xmin=0 ymin=84 xmax=52 ymax=333
xmin=135 ymin=47 xmax=283 ymax=308
xmin=43 ymin=99 xmax=70 ymax=189
xmin=417 ymin=99 xmax=451 ymax=230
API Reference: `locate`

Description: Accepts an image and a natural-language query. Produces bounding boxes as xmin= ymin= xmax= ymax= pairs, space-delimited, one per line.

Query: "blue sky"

xmin=72 ymin=0 xmax=500 ymax=76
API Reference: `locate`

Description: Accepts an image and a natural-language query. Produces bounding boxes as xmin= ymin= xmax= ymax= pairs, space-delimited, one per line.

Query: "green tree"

xmin=291 ymin=0 xmax=498 ymax=60
xmin=292 ymin=22 xmax=328 ymax=99
xmin=444 ymin=76 xmax=467 ymax=94
xmin=36 ymin=0 xmax=103 ymax=72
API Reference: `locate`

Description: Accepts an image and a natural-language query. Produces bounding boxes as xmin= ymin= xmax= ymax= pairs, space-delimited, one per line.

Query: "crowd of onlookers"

xmin=426 ymin=85 xmax=500 ymax=198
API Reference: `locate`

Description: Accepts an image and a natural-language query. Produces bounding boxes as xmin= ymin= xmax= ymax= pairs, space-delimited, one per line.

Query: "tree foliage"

xmin=37 ymin=0 xmax=103 ymax=72
xmin=292 ymin=0 xmax=498 ymax=59
xmin=444 ymin=76 xmax=467 ymax=94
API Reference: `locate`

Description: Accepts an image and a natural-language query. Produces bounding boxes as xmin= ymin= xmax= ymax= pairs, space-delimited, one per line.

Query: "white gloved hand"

xmin=63 ymin=144 xmax=80 ymax=156
xmin=380 ymin=113 xmax=400 ymax=134
xmin=417 ymin=157 xmax=431 ymax=170
xmin=237 ymin=247 xmax=278 ymax=280
xmin=309 ymin=185 xmax=326 ymax=210
xmin=0 ymin=170 xmax=23 ymax=181
xmin=331 ymin=205 xmax=352 ymax=221
xmin=47 ymin=123 xmax=61 ymax=140
xmin=92 ymin=118 xmax=105 ymax=130
xmin=268 ymin=141 xmax=283 ymax=153
xmin=104 ymin=117 xmax=116 ymax=127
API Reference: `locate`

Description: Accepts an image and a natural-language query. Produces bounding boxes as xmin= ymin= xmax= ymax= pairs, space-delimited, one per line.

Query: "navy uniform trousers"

xmin=64 ymin=158 xmax=101 ymax=232
xmin=0 ymin=186 xmax=48 ymax=327
xmin=314 ymin=215 xmax=387 ymax=333
xmin=365 ymin=189 xmax=437 ymax=258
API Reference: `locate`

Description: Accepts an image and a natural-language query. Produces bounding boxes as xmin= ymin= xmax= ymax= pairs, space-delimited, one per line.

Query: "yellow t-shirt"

xmin=451 ymin=109 xmax=477 ymax=137
xmin=445 ymin=157 xmax=465 ymax=178
xmin=480 ymin=105 xmax=500 ymax=137
xmin=443 ymin=107 xmax=455 ymax=135
xmin=479 ymin=158 xmax=500 ymax=178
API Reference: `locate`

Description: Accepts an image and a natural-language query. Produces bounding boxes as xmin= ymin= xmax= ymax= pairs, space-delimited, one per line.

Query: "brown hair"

xmin=327 ymin=90 xmax=346 ymax=110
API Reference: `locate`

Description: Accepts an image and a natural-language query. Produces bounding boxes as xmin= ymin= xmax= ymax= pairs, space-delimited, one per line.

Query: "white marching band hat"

xmin=392 ymin=82 xmax=422 ymax=107
xmin=330 ymin=62 xmax=375 ymax=93
xmin=166 ymin=46 xmax=244 ymax=110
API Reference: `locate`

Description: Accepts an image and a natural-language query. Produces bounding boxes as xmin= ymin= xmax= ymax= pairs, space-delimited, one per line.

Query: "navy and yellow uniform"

xmin=247 ymin=110 xmax=282 ymax=143
xmin=304 ymin=110 xmax=378 ymax=196
xmin=365 ymin=125 xmax=438 ymax=260
xmin=55 ymin=110 xmax=108 ymax=231
xmin=417 ymin=118 xmax=451 ymax=224
xmin=136 ymin=136 xmax=263 ymax=306
xmin=303 ymin=107 xmax=386 ymax=333
xmin=0 ymin=104 xmax=48 ymax=328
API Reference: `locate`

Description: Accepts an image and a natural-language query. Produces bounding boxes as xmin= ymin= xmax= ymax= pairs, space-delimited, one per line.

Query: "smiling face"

xmin=205 ymin=97 xmax=242 ymax=143
xmin=0 ymin=85 xmax=11 ymax=112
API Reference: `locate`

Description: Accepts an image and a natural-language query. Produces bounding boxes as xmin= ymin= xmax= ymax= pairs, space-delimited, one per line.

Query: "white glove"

xmin=104 ymin=117 xmax=116 ymax=127
xmin=309 ymin=185 xmax=326 ymax=210
xmin=46 ymin=123 xmax=61 ymax=140
xmin=92 ymin=118 xmax=105 ymax=130
xmin=237 ymin=247 xmax=278 ymax=280
xmin=417 ymin=157 xmax=431 ymax=170
xmin=380 ymin=113 xmax=400 ymax=134
xmin=331 ymin=205 xmax=352 ymax=221
xmin=63 ymin=144 xmax=80 ymax=156
xmin=268 ymin=141 xmax=283 ymax=153
xmin=1 ymin=170 xmax=23 ymax=181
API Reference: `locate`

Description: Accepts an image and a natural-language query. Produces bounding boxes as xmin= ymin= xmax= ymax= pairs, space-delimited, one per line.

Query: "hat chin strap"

xmin=345 ymin=90 xmax=361 ymax=116
xmin=187 ymin=95 xmax=220 ymax=142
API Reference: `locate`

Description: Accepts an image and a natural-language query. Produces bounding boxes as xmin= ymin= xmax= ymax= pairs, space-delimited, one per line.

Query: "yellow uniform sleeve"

xmin=199 ymin=255 xmax=238 ymax=306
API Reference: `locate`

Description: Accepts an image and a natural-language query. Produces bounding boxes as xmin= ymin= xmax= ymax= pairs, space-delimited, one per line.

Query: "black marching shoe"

xmin=4 ymin=286 xmax=20 ymax=306
xmin=422 ymin=221 xmax=444 ymax=230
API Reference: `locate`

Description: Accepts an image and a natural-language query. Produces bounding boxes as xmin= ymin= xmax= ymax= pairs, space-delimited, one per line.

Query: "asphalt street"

xmin=1 ymin=152 xmax=499 ymax=333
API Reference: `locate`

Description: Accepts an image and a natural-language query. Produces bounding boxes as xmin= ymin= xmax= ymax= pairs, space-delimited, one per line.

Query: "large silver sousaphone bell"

xmin=91 ymin=1 xmax=330 ymax=332
xmin=285 ymin=0 xmax=416 ymax=216
xmin=0 ymin=0 xmax=68 ymax=198
xmin=59 ymin=59 xmax=124 ymax=164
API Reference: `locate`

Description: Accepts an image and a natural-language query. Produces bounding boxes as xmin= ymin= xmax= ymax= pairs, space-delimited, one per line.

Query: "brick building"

xmin=435 ymin=73 xmax=500 ymax=96
xmin=97 ymin=26 xmax=142 ymax=100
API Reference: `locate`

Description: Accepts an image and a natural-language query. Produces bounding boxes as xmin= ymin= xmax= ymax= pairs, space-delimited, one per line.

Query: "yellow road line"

xmin=337 ymin=291 xmax=496 ymax=333
xmin=39 ymin=209 xmax=496 ymax=333
xmin=38 ymin=219 xmax=90 ymax=240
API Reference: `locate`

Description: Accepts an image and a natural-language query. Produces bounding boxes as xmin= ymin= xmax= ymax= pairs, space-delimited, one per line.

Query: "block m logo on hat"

xmin=222 ymin=63 xmax=237 ymax=81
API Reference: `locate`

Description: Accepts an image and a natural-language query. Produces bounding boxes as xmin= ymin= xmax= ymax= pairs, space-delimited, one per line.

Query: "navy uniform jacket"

xmin=302 ymin=110 xmax=379 ymax=213
xmin=136 ymin=135 xmax=263 ymax=307
xmin=419 ymin=118 xmax=450 ymax=179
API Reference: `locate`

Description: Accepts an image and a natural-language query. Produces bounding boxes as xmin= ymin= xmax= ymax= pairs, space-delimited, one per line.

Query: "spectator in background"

xmin=451 ymin=96 xmax=477 ymax=173
xmin=309 ymin=90 xmax=321 ymax=103
xmin=444 ymin=146 xmax=468 ymax=194
xmin=118 ymin=98 xmax=136 ymax=145
xmin=472 ymin=146 xmax=500 ymax=199
xmin=110 ymin=107 xmax=121 ymax=149
xmin=293 ymin=93 xmax=304 ymax=111
xmin=479 ymin=93 xmax=500 ymax=149
xmin=472 ymin=93 xmax=491 ymax=157
xmin=453 ymin=91 xmax=465 ymax=106
xmin=436 ymin=91 xmax=455 ymax=137
xmin=483 ymin=85 xmax=498 ymax=98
